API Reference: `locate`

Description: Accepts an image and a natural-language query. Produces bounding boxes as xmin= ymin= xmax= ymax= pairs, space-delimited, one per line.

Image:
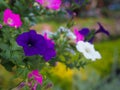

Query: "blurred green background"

xmin=0 ymin=0 xmax=120 ymax=90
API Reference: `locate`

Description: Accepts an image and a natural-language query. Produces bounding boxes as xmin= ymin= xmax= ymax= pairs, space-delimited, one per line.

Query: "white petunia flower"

xmin=76 ymin=41 xmax=101 ymax=61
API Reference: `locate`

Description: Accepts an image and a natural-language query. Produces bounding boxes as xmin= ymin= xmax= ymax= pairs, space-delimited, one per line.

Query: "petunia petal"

xmin=79 ymin=28 xmax=90 ymax=36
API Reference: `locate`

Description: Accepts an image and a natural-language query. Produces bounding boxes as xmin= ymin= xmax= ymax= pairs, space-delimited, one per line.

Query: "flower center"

xmin=85 ymin=48 xmax=90 ymax=53
xmin=28 ymin=43 xmax=32 ymax=47
xmin=27 ymin=40 xmax=34 ymax=47
xmin=7 ymin=18 xmax=13 ymax=25
xmin=43 ymin=0 xmax=50 ymax=7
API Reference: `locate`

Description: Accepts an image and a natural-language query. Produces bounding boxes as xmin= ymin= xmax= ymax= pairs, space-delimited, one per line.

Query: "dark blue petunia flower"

xmin=79 ymin=28 xmax=90 ymax=36
xmin=78 ymin=23 xmax=110 ymax=43
xmin=16 ymin=30 xmax=47 ymax=56
xmin=89 ymin=23 xmax=110 ymax=43
xmin=16 ymin=30 xmax=56 ymax=61
xmin=96 ymin=22 xmax=110 ymax=36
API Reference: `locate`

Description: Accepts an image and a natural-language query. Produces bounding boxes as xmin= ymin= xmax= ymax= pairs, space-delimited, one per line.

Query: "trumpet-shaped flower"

xmin=78 ymin=23 xmax=110 ymax=43
xmin=96 ymin=22 xmax=110 ymax=36
xmin=16 ymin=30 xmax=56 ymax=61
xmin=88 ymin=22 xmax=110 ymax=43
xmin=16 ymin=30 xmax=46 ymax=56
xmin=76 ymin=41 xmax=101 ymax=61
xmin=36 ymin=0 xmax=61 ymax=10
xmin=3 ymin=9 xmax=22 ymax=28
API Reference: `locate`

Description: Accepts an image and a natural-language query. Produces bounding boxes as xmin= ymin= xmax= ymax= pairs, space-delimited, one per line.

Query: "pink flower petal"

xmin=28 ymin=70 xmax=43 ymax=86
xmin=36 ymin=0 xmax=61 ymax=10
xmin=74 ymin=28 xmax=84 ymax=42
xmin=3 ymin=8 xmax=22 ymax=28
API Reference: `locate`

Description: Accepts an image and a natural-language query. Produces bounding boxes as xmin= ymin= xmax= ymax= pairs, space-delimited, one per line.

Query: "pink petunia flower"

xmin=36 ymin=0 xmax=61 ymax=10
xmin=74 ymin=28 xmax=84 ymax=42
xmin=3 ymin=9 xmax=22 ymax=28
xmin=28 ymin=70 xmax=43 ymax=86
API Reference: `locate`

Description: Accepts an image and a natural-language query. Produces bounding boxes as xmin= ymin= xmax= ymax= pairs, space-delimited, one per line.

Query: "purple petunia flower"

xmin=79 ymin=28 xmax=90 ymax=36
xmin=96 ymin=22 xmax=110 ymax=36
xmin=16 ymin=30 xmax=47 ymax=56
xmin=78 ymin=23 xmax=110 ymax=43
xmin=89 ymin=23 xmax=110 ymax=43
xmin=16 ymin=30 xmax=56 ymax=61
xmin=3 ymin=9 xmax=22 ymax=28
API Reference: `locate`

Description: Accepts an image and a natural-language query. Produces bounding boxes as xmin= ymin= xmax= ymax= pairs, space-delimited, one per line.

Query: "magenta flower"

xmin=74 ymin=28 xmax=84 ymax=42
xmin=28 ymin=70 xmax=43 ymax=90
xmin=36 ymin=0 xmax=61 ymax=10
xmin=3 ymin=9 xmax=22 ymax=28
xmin=28 ymin=70 xmax=43 ymax=85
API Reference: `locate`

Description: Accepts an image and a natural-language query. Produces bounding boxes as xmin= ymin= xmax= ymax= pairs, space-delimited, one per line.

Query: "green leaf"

xmin=0 ymin=0 xmax=10 ymax=8
xmin=0 ymin=43 xmax=9 ymax=51
xmin=1 ymin=61 xmax=15 ymax=72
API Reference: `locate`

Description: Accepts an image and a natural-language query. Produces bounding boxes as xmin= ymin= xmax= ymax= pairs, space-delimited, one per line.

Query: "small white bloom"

xmin=76 ymin=41 xmax=101 ymax=61
xmin=67 ymin=31 xmax=76 ymax=40
xmin=58 ymin=26 xmax=76 ymax=40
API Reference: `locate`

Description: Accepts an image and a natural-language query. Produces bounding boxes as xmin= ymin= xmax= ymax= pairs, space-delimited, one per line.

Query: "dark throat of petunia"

xmin=27 ymin=40 xmax=35 ymax=47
